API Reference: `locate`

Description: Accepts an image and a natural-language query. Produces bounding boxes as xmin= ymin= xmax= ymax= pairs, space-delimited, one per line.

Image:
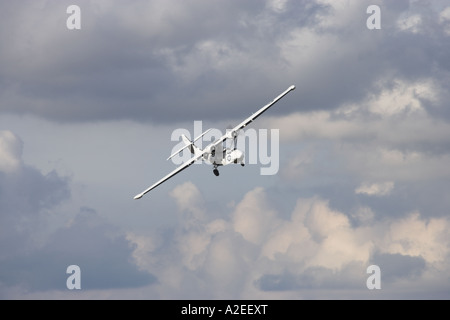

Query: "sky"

xmin=1 ymin=0 xmax=450 ymax=299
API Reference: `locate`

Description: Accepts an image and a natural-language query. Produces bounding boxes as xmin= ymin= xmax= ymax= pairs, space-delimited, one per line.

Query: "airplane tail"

xmin=167 ymin=128 xmax=211 ymax=161
xmin=181 ymin=134 xmax=203 ymax=157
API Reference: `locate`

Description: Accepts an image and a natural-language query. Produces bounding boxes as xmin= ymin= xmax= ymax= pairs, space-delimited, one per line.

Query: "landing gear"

xmin=213 ymin=165 xmax=219 ymax=176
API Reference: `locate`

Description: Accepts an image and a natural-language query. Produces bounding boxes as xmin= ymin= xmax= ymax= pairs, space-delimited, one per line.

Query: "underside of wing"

xmin=234 ymin=85 xmax=295 ymax=131
xmin=133 ymin=153 xmax=202 ymax=199
xmin=210 ymin=85 xmax=295 ymax=149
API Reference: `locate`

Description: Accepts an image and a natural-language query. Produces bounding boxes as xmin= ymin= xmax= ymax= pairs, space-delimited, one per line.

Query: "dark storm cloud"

xmin=2 ymin=0 xmax=448 ymax=124
xmin=0 ymin=131 xmax=155 ymax=292
xmin=0 ymin=0 xmax=268 ymax=123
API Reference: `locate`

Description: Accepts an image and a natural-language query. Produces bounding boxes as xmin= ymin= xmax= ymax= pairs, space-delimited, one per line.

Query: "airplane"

xmin=133 ymin=85 xmax=295 ymax=199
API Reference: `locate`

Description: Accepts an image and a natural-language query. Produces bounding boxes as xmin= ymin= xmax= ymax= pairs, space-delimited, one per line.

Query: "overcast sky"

xmin=1 ymin=0 xmax=450 ymax=299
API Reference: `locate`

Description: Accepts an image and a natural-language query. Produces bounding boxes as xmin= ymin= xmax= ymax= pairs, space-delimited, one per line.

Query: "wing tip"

xmin=289 ymin=85 xmax=296 ymax=91
xmin=134 ymin=193 xmax=144 ymax=200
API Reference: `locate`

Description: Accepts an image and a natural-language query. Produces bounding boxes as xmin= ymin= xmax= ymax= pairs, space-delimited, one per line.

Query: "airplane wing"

xmin=133 ymin=152 xmax=203 ymax=199
xmin=210 ymin=85 xmax=295 ymax=148
xmin=133 ymin=85 xmax=295 ymax=199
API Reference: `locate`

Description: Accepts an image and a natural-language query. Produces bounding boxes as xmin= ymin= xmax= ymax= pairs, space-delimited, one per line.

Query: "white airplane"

xmin=133 ymin=85 xmax=295 ymax=199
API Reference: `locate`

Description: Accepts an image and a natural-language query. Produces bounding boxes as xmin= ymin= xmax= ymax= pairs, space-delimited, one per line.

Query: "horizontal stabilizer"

xmin=167 ymin=128 xmax=212 ymax=161
xmin=193 ymin=128 xmax=212 ymax=143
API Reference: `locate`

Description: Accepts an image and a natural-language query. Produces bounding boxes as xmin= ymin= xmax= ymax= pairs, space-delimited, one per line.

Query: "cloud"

xmin=232 ymin=187 xmax=278 ymax=245
xmin=127 ymin=184 xmax=450 ymax=298
xmin=1 ymin=0 xmax=448 ymax=124
xmin=0 ymin=131 xmax=155 ymax=294
xmin=0 ymin=131 xmax=22 ymax=172
xmin=0 ymin=0 xmax=273 ymax=123
xmin=384 ymin=212 xmax=449 ymax=264
xmin=1 ymin=208 xmax=156 ymax=292
xmin=355 ymin=182 xmax=394 ymax=196
xmin=262 ymin=73 xmax=450 ymax=219
xmin=260 ymin=197 xmax=371 ymax=271
xmin=370 ymin=252 xmax=426 ymax=282
xmin=0 ymin=130 xmax=69 ymax=291
xmin=169 ymin=181 xmax=206 ymax=222
xmin=439 ymin=6 xmax=450 ymax=34
xmin=255 ymin=263 xmax=366 ymax=291
xmin=0 ymin=131 xmax=70 ymax=236
xmin=2 ymin=0 xmax=450 ymax=300
xmin=253 ymin=196 xmax=449 ymax=295
xmin=37 ymin=208 xmax=156 ymax=291
xmin=1 ymin=207 xmax=156 ymax=293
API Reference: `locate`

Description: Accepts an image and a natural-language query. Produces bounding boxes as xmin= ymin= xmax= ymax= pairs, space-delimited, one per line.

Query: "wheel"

xmin=213 ymin=168 xmax=219 ymax=176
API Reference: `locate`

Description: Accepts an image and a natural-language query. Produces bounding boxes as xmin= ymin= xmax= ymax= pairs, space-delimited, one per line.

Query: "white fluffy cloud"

xmin=384 ymin=213 xmax=450 ymax=265
xmin=170 ymin=181 xmax=206 ymax=222
xmin=126 ymin=183 xmax=450 ymax=299
xmin=263 ymin=76 xmax=450 ymax=193
xmin=355 ymin=182 xmax=394 ymax=196
xmin=232 ymin=187 xmax=278 ymax=245
xmin=0 ymin=131 xmax=22 ymax=173
xmin=439 ymin=6 xmax=450 ymax=35
xmin=397 ymin=14 xmax=423 ymax=34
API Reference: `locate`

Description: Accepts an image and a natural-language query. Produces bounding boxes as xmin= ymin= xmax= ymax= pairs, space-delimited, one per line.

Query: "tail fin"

xmin=182 ymin=134 xmax=203 ymax=157
xmin=181 ymin=134 xmax=195 ymax=154
xmin=167 ymin=129 xmax=211 ymax=161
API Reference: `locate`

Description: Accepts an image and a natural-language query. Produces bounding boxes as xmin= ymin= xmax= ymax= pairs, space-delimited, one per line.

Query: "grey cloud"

xmin=0 ymin=133 xmax=70 ymax=259
xmin=280 ymin=152 xmax=450 ymax=222
xmin=0 ymin=0 xmax=269 ymax=123
xmin=3 ymin=1 xmax=449 ymax=124
xmin=137 ymin=185 xmax=448 ymax=298
xmin=0 ymin=131 xmax=155 ymax=293
xmin=255 ymin=262 xmax=367 ymax=291
xmin=2 ymin=0 xmax=450 ymax=299
xmin=0 ymin=131 xmax=71 ymax=291
xmin=0 ymin=169 xmax=70 ymax=217
xmin=255 ymin=250 xmax=426 ymax=293
xmin=370 ymin=252 xmax=426 ymax=282
xmin=353 ymin=179 xmax=450 ymax=219
xmin=0 ymin=207 xmax=156 ymax=292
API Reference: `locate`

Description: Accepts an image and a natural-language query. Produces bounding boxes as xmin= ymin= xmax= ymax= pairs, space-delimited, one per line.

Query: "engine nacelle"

xmin=224 ymin=149 xmax=244 ymax=165
xmin=226 ymin=129 xmax=238 ymax=140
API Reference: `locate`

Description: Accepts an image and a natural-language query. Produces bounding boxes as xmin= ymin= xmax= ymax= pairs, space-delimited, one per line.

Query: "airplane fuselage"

xmin=204 ymin=147 xmax=244 ymax=166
